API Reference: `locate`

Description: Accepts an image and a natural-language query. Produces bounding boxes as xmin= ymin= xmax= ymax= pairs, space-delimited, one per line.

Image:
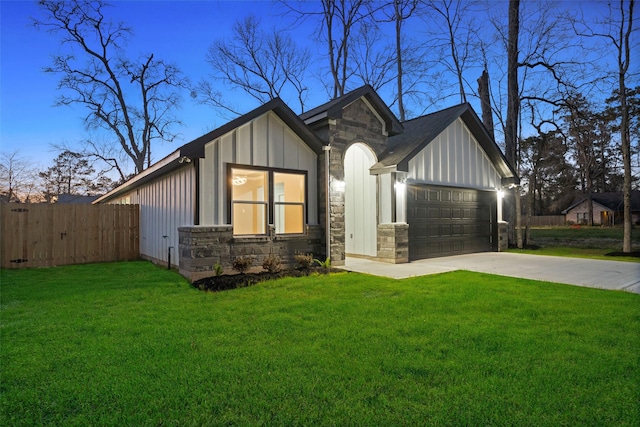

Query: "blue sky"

xmin=1 ymin=0 xmax=635 ymax=175
xmin=1 ymin=0 xmax=302 ymax=169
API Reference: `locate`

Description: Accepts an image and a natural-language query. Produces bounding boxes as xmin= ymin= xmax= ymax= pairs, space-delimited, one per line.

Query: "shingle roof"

xmin=300 ymin=85 xmax=404 ymax=136
xmin=57 ymin=193 xmax=100 ymax=204
xmin=562 ymin=191 xmax=640 ymax=213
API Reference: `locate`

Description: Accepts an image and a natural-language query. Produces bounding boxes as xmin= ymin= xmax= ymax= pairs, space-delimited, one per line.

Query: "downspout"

xmin=323 ymin=145 xmax=331 ymax=259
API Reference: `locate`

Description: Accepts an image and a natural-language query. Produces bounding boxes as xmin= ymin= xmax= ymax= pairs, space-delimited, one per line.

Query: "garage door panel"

xmin=408 ymin=184 xmax=497 ymax=260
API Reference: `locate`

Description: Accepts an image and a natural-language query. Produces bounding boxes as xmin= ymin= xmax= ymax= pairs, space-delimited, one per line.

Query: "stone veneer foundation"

xmin=178 ymin=225 xmax=323 ymax=282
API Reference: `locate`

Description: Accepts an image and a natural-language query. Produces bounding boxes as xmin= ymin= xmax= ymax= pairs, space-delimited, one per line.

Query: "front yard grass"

xmin=1 ymin=261 xmax=639 ymax=426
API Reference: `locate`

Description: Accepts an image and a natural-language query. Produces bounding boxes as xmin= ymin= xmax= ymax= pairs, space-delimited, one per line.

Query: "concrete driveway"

xmin=341 ymin=252 xmax=640 ymax=294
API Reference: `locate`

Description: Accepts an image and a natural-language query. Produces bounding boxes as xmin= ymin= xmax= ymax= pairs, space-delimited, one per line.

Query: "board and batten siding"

xmin=108 ymin=166 xmax=195 ymax=266
xmin=199 ymin=111 xmax=318 ymax=226
xmin=408 ymin=118 xmax=501 ymax=190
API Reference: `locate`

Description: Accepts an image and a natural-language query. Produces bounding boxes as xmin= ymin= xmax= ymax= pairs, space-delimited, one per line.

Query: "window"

xmin=231 ymin=169 xmax=268 ymax=235
xmin=577 ymin=212 xmax=588 ymax=224
xmin=274 ymin=172 xmax=305 ymax=234
xmin=230 ymin=166 xmax=306 ymax=236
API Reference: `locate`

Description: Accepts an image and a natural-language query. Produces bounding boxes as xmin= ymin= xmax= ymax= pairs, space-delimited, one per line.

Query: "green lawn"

xmin=1 ymin=262 xmax=639 ymax=426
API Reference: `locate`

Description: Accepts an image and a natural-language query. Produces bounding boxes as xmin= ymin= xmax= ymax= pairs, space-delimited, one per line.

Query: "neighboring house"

xmin=56 ymin=193 xmax=100 ymax=204
xmin=562 ymin=191 xmax=640 ymax=225
xmin=95 ymin=85 xmax=518 ymax=281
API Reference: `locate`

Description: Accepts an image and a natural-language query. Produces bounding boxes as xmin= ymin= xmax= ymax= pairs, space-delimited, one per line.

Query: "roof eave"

xmin=93 ymin=150 xmax=182 ymax=204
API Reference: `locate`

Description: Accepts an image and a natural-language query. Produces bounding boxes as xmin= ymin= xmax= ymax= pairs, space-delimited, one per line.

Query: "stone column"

xmin=377 ymin=223 xmax=409 ymax=263
xmin=498 ymin=221 xmax=509 ymax=252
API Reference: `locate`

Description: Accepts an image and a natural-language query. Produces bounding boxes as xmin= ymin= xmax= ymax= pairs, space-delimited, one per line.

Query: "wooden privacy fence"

xmin=520 ymin=215 xmax=566 ymax=227
xmin=1 ymin=203 xmax=139 ymax=269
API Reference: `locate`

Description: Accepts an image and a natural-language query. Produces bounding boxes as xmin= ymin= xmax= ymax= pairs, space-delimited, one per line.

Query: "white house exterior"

xmin=96 ymin=86 xmax=518 ymax=281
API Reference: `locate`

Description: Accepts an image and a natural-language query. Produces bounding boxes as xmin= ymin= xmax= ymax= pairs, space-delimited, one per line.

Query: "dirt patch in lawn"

xmin=192 ymin=267 xmax=345 ymax=292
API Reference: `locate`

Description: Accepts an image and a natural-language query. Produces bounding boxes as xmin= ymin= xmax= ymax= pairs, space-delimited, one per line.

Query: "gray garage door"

xmin=407 ymin=184 xmax=497 ymax=260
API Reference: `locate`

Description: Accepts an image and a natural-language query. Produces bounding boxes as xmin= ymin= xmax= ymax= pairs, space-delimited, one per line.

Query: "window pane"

xmin=275 ymin=204 xmax=304 ymax=234
xmin=274 ymin=173 xmax=304 ymax=203
xmin=233 ymin=203 xmax=266 ymax=235
xmin=232 ymin=169 xmax=267 ymax=201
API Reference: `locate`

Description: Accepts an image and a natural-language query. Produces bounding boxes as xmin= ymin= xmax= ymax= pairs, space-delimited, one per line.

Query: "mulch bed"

xmin=605 ymin=251 xmax=640 ymax=258
xmin=192 ymin=267 xmax=345 ymax=292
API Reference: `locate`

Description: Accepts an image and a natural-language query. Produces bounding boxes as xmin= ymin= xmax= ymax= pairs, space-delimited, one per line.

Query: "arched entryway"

xmin=344 ymin=143 xmax=377 ymax=257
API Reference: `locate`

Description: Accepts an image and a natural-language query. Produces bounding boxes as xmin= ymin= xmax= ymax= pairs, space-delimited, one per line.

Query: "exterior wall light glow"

xmin=497 ymin=189 xmax=504 ymax=199
xmin=394 ymin=180 xmax=406 ymax=191
xmin=331 ymin=179 xmax=345 ymax=192
xmin=331 ymin=179 xmax=346 ymax=192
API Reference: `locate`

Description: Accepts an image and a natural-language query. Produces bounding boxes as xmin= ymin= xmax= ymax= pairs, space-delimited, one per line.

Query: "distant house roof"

xmin=562 ymin=191 xmax=640 ymax=214
xmin=57 ymin=194 xmax=100 ymax=204
xmin=372 ymin=103 xmax=519 ymax=186
xmin=300 ymin=85 xmax=404 ymax=136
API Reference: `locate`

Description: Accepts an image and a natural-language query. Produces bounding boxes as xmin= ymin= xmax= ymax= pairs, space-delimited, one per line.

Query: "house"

xmin=56 ymin=193 xmax=100 ymax=204
xmin=95 ymin=85 xmax=518 ymax=281
xmin=562 ymin=191 xmax=640 ymax=225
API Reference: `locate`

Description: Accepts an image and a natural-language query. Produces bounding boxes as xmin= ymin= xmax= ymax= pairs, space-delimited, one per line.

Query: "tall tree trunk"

xmin=619 ymin=0 xmax=634 ymax=252
xmin=477 ymin=67 xmax=494 ymax=140
xmin=506 ymin=0 xmax=522 ymax=248
xmin=395 ymin=0 xmax=405 ymax=122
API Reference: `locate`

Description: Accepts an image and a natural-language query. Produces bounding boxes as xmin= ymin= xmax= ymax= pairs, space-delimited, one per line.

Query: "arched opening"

xmin=344 ymin=143 xmax=377 ymax=257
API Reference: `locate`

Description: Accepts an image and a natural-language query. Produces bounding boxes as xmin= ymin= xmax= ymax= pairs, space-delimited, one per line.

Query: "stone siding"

xmin=312 ymin=98 xmax=392 ymax=266
xmin=377 ymin=223 xmax=409 ymax=263
xmin=178 ymin=225 xmax=323 ymax=282
xmin=498 ymin=221 xmax=509 ymax=252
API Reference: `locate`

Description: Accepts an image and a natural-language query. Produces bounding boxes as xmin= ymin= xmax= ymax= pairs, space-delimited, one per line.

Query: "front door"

xmin=344 ymin=143 xmax=377 ymax=257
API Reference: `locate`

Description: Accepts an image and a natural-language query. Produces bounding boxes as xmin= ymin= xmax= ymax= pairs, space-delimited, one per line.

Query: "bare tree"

xmin=483 ymin=0 xmax=584 ymax=246
xmin=199 ymin=14 xmax=310 ymax=116
xmin=0 ymin=151 xmax=40 ymax=203
xmin=368 ymin=0 xmax=418 ymax=121
xmin=34 ymin=0 xmax=187 ymax=176
xmin=504 ymin=0 xmax=523 ymax=247
xmin=572 ymin=0 xmax=636 ymax=252
xmin=421 ymin=0 xmax=478 ymax=105
xmin=284 ymin=0 xmax=371 ymax=99
xmin=351 ymin=20 xmax=397 ymax=93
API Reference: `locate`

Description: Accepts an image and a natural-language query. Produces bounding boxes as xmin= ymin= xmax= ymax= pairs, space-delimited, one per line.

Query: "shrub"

xmin=314 ymin=256 xmax=331 ymax=269
xmin=232 ymin=256 xmax=253 ymax=274
xmin=294 ymin=252 xmax=314 ymax=269
xmin=262 ymin=254 xmax=282 ymax=273
xmin=213 ymin=262 xmax=223 ymax=276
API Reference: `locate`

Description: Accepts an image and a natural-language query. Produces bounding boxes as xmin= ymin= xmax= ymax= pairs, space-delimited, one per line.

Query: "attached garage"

xmin=371 ymin=100 xmax=518 ymax=263
xmin=407 ymin=184 xmax=497 ymax=260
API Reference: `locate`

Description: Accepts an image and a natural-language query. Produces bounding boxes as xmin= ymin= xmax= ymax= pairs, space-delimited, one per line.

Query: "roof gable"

xmin=372 ymin=103 xmax=518 ymax=185
xmin=95 ymin=98 xmax=324 ymax=204
xmin=300 ymin=85 xmax=403 ymax=136
xmin=181 ymin=98 xmax=324 ymax=159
